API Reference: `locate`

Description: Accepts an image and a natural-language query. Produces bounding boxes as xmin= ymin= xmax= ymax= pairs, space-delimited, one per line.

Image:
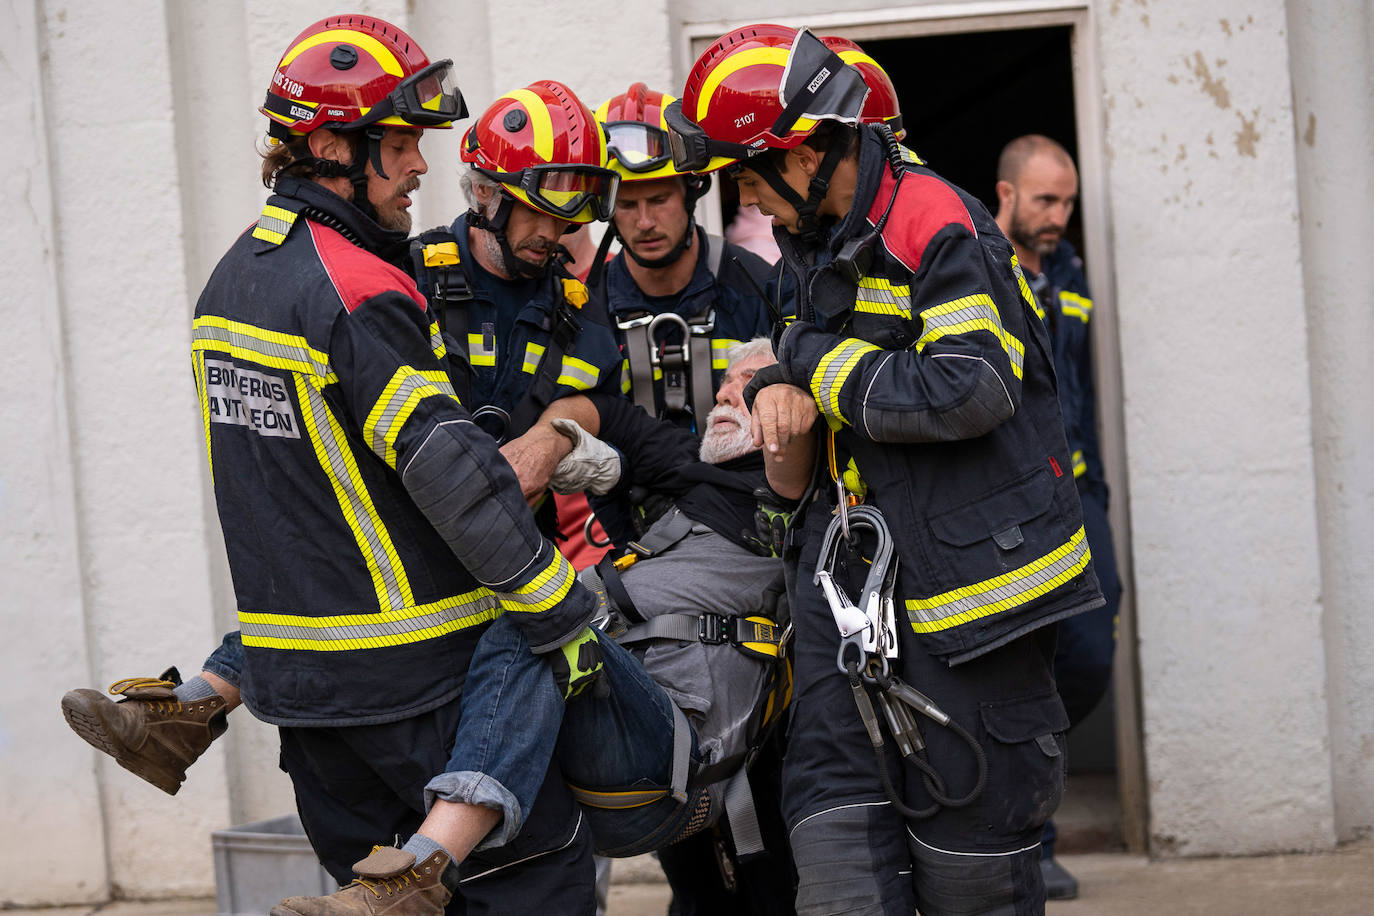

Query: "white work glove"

xmin=549 ymin=418 xmax=622 ymax=495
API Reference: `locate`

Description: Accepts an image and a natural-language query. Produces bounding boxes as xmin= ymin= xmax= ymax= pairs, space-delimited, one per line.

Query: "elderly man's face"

xmin=699 ymin=349 xmax=775 ymax=464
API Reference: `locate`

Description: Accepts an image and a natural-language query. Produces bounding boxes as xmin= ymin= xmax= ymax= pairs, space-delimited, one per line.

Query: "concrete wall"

xmin=1094 ymin=0 xmax=1335 ymax=854
xmin=1288 ymin=0 xmax=1374 ymax=844
xmin=2 ymin=0 xmax=1370 ymax=905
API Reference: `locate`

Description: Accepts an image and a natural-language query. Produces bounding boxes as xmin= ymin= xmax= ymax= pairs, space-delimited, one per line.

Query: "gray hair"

xmin=726 ymin=336 xmax=775 ymax=367
xmin=459 ymin=165 xmax=502 ymax=214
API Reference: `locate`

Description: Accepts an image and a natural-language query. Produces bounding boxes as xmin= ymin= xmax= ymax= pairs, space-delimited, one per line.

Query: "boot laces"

xmin=355 ymin=868 xmax=422 ymax=898
xmin=108 ymin=677 xmax=182 ymax=714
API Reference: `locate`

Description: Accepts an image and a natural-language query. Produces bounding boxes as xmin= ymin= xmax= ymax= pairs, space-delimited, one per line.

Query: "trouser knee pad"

xmin=790 ymin=802 xmax=914 ymax=916
xmin=908 ymin=833 xmax=1044 ymax=916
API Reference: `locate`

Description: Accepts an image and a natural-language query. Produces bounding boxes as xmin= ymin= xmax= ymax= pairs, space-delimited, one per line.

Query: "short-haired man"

xmin=668 ymin=26 xmax=1104 ymax=914
xmin=60 ymin=21 xmax=617 ymax=915
xmin=995 ymin=134 xmax=1122 ymax=900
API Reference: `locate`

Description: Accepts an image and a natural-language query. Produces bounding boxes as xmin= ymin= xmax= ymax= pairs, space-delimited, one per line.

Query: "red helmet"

xmin=460 ymin=80 xmax=618 ymax=224
xmin=260 ymin=15 xmax=463 ymax=140
xmin=821 ymin=36 xmax=905 ymax=140
xmin=594 ymin=83 xmax=685 ymax=182
xmin=665 ymin=25 xmax=869 ymax=173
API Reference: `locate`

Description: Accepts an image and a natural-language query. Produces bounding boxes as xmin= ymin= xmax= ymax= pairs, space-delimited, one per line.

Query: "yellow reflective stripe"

xmin=364 ymin=366 xmax=460 ymax=468
xmin=295 ymin=375 xmax=414 ymax=611
xmin=711 ymin=337 xmax=741 ymax=370
xmin=521 ymin=344 xmax=601 ymax=390
xmin=467 ymin=332 xmax=495 ymax=367
xmin=192 ymin=351 xmax=214 ymax=484
xmin=239 ymin=589 xmax=500 ymax=651
xmin=1010 ymin=254 xmax=1042 ymax=319
xmin=252 ymin=204 xmax=298 ymax=245
xmin=620 ymin=360 xmax=632 ymax=394
xmin=1072 ymin=449 xmax=1087 ymax=479
xmin=915 ymin=294 xmax=1025 ymax=380
xmin=898 ymin=144 xmax=924 ymax=165
xmin=505 ymin=88 xmax=554 ymax=162
xmin=906 ymin=527 xmax=1092 ymax=633
xmin=429 ymin=321 xmax=446 ymax=360
xmin=698 ymin=47 xmax=788 ymax=121
xmin=281 ymin=29 xmax=402 ymax=76
xmin=854 ymin=277 xmax=911 ymax=317
xmin=1059 ymin=291 xmax=1093 ymax=324
xmin=499 ymin=550 xmax=575 ymax=614
xmin=811 ymin=338 xmax=881 ymax=423
xmin=192 ymin=316 xmax=336 ymax=382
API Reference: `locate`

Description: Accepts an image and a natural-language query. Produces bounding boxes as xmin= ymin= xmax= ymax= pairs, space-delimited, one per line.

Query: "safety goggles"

xmin=604 ymin=121 xmax=674 ymax=173
xmin=482 ymin=164 xmax=620 ymax=222
xmin=663 ymin=100 xmax=759 ymax=173
xmin=358 ymin=59 xmax=467 ymax=128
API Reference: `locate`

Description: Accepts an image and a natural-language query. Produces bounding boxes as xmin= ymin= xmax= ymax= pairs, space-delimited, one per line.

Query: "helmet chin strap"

xmin=466 ymin=192 xmax=550 ymax=280
xmin=743 ymin=140 xmax=849 ymax=246
xmin=303 ymin=129 xmax=385 ymax=223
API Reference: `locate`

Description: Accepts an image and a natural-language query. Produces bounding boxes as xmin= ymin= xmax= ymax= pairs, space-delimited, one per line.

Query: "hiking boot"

xmin=60 ymin=667 xmax=227 ymax=795
xmin=272 ymin=846 xmax=458 ymax=916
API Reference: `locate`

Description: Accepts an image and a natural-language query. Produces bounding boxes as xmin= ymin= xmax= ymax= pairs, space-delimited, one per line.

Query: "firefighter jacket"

xmin=594 ymin=227 xmax=778 ymax=431
xmin=421 ymin=212 xmax=625 ymax=439
xmin=191 ymin=177 xmax=595 ymax=725
xmin=1032 ymin=241 xmax=1106 ymax=507
xmin=772 ymin=127 xmax=1103 ymax=665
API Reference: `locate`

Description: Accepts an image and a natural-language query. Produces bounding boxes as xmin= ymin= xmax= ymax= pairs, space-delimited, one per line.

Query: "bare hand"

xmin=751 ymin=383 xmax=819 ymax=463
xmin=500 ymin=424 xmax=573 ymax=506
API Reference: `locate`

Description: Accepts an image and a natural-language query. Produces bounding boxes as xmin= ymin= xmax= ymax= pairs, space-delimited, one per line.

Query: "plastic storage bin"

xmin=212 ymin=814 xmax=336 ymax=915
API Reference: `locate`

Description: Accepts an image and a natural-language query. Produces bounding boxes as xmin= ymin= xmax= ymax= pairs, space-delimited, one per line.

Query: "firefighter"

xmin=666 ymin=25 xmax=1104 ymax=915
xmin=61 ymin=17 xmax=612 ymax=916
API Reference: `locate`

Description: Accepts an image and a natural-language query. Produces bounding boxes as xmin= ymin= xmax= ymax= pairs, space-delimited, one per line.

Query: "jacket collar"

xmin=273 ymin=176 xmax=408 ymax=260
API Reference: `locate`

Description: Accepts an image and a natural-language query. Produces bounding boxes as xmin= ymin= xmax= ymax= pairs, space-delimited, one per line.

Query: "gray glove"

xmin=549 ymin=418 xmax=622 ymax=495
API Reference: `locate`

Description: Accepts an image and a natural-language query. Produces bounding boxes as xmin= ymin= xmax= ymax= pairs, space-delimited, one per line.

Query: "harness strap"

xmin=411 ymin=231 xmax=476 ymax=405
xmin=618 ymin=613 xmax=782 ymax=662
xmin=508 ymin=279 xmax=585 ymax=439
xmin=722 ymin=768 xmax=765 ymax=859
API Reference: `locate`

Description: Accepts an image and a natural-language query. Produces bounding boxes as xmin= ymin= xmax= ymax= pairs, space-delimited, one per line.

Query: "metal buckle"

xmin=698 ymin=613 xmax=728 ymax=645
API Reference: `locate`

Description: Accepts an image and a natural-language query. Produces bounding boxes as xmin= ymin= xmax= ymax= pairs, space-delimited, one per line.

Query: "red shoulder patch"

xmin=867 ymin=171 xmax=976 ymax=273
xmin=308 ymin=222 xmax=426 ymax=313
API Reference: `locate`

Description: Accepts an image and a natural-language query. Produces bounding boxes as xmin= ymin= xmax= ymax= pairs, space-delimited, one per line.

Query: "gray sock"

xmin=402 ymin=833 xmax=454 ymax=865
xmin=173 ymin=675 xmax=218 ymax=702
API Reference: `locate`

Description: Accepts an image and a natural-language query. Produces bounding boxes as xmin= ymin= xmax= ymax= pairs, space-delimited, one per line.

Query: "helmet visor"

xmin=389 ymin=59 xmax=466 ymax=126
xmin=489 ymin=165 xmax=621 ymax=222
xmin=605 ymin=121 xmax=672 ymax=173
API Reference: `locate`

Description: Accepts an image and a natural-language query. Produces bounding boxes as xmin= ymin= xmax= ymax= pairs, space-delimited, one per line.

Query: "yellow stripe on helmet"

xmin=505 ymin=88 xmax=555 ymax=163
xmin=697 ymin=46 xmax=789 ymax=122
xmin=280 ymin=29 xmax=403 ymax=77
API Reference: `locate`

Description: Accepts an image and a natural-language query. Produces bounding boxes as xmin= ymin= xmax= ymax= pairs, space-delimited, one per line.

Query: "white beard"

xmin=698 ymin=405 xmax=757 ymax=464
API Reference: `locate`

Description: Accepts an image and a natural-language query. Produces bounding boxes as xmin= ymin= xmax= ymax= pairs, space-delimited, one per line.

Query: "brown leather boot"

xmin=272 ymin=846 xmax=457 ymax=916
xmin=60 ymin=667 xmax=227 ymax=795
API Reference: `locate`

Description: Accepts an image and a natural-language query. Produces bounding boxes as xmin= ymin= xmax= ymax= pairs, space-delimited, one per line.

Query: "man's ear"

xmin=787 ymin=144 xmax=820 ymax=178
xmin=995 ymin=179 xmax=1016 ymax=213
xmin=307 ymin=128 xmax=351 ymax=165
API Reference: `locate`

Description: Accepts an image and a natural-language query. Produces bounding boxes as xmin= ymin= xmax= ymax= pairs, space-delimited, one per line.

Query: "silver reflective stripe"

xmin=367 ymin=369 xmax=458 ymax=464
xmin=298 ymin=378 xmax=410 ymax=611
xmin=916 ymin=294 xmax=1024 ymax=380
xmin=240 ymin=592 xmax=501 ymax=649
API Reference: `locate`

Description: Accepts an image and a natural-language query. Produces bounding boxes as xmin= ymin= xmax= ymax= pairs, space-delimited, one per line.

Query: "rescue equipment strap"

xmin=593 ymin=508 xmax=696 ymax=625
xmin=618 ymin=614 xmax=782 ymax=663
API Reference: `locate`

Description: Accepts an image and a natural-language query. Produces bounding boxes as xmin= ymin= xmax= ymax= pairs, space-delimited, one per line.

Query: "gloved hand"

xmin=549 ymin=419 xmax=622 ymax=495
xmin=549 ymin=626 xmax=606 ymax=701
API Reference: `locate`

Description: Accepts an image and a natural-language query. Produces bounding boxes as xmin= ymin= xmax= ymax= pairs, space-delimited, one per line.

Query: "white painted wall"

xmin=1094 ymin=0 xmax=1335 ymax=854
xmin=3 ymin=0 xmax=1371 ymax=905
xmin=1287 ymin=0 xmax=1374 ymax=844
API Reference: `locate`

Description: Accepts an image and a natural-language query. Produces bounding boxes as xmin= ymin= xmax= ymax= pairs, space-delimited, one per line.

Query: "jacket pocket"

xmin=928 ymin=466 xmax=1056 ymax=551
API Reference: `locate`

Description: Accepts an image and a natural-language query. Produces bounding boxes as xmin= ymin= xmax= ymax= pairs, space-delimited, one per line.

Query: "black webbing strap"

xmin=411 ymin=230 xmax=475 ymax=406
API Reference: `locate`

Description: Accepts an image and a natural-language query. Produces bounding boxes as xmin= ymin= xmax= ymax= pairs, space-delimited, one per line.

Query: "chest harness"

xmin=409 ymin=227 xmax=586 ymax=442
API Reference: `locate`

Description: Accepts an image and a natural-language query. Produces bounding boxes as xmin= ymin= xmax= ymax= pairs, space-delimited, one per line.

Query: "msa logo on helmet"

xmin=290 ymin=105 xmax=314 ymax=121
xmin=272 ymin=70 xmax=305 ymax=98
xmin=326 ymin=109 xmax=347 ymax=118
xmin=806 ymin=67 xmax=832 ymax=94
xmin=734 ymin=112 xmax=756 ymax=129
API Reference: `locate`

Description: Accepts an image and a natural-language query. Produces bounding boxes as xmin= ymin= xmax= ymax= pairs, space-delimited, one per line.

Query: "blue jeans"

xmin=426 ymin=614 xmax=697 ymax=857
xmin=206 ymin=617 xmax=695 ymax=856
